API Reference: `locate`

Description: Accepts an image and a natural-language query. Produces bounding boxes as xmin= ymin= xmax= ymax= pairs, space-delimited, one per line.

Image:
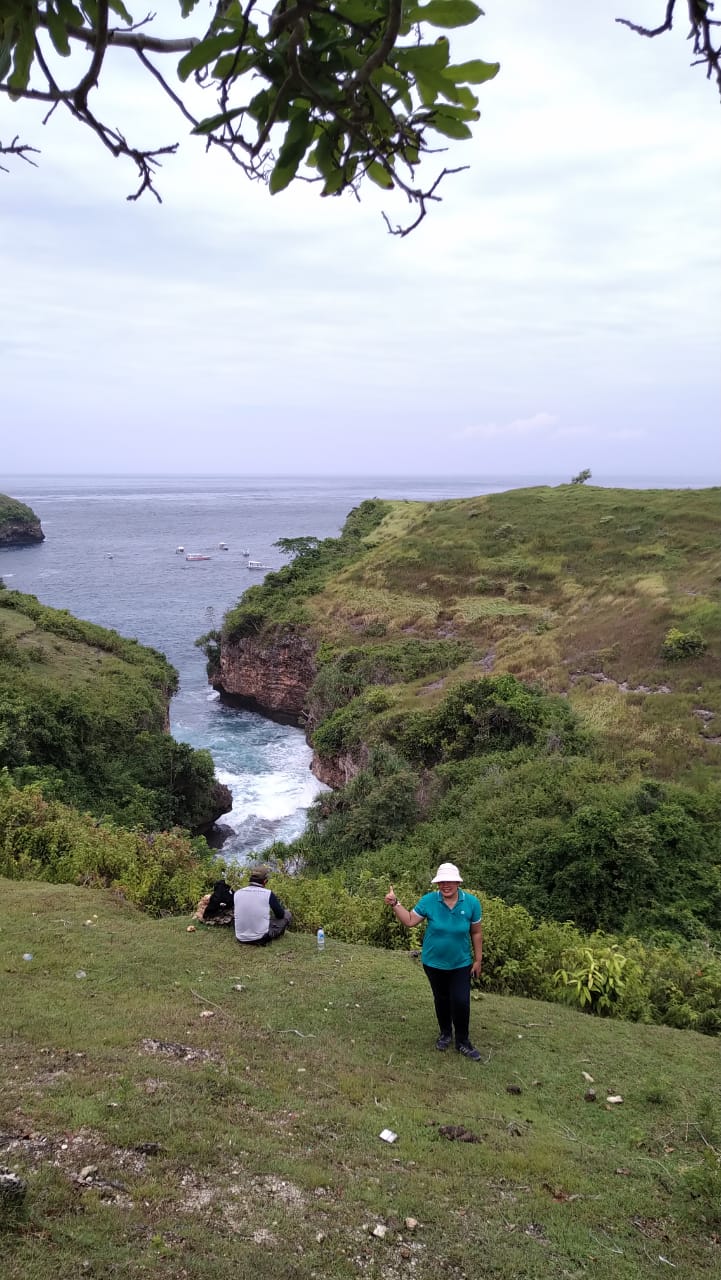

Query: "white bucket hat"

xmin=431 ymin=862 xmax=463 ymax=883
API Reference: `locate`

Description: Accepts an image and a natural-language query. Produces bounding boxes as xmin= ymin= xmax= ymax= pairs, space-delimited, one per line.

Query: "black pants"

xmin=423 ymin=964 xmax=472 ymax=1044
xmin=236 ymin=910 xmax=292 ymax=946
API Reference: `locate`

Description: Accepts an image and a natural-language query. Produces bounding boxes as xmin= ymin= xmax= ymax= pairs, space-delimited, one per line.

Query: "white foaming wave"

xmin=215 ymin=764 xmax=327 ymax=833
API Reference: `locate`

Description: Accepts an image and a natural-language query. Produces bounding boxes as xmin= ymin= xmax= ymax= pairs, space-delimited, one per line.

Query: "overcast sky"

xmin=1 ymin=1 xmax=719 ymax=480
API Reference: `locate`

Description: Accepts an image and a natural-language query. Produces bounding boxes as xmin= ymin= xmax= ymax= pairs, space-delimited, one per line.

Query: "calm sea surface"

xmin=0 ymin=473 xmax=709 ymax=861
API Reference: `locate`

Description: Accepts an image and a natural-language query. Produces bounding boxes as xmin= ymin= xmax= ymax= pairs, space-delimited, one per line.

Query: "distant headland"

xmin=0 ymin=493 xmax=44 ymax=547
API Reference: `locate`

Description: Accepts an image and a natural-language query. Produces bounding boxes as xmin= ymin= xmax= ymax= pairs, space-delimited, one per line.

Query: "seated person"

xmin=193 ymin=879 xmax=235 ymax=926
xmin=203 ymin=879 xmax=235 ymax=920
xmin=234 ymin=864 xmax=292 ymax=945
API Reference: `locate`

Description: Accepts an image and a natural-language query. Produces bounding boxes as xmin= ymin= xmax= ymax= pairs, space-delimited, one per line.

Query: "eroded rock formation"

xmin=212 ymin=628 xmax=318 ymax=723
xmin=0 ymin=514 xmax=44 ymax=547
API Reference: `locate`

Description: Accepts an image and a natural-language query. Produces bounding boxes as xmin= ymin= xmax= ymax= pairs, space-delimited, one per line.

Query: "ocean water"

xmin=0 ymin=473 xmax=710 ymax=860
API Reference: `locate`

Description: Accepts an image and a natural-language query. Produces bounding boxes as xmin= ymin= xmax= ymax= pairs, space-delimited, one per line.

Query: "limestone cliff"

xmin=212 ymin=628 xmax=319 ymax=723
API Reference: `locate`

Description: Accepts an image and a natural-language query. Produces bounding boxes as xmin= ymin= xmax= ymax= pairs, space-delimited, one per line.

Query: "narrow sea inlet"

xmin=0 ymin=473 xmax=525 ymax=859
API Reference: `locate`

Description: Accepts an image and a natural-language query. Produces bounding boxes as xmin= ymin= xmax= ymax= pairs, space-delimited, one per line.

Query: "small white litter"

xmin=379 ymin=1129 xmax=398 ymax=1143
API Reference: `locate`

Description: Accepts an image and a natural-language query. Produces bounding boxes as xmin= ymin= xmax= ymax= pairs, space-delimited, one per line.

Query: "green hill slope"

xmin=0 ymin=588 xmax=229 ymax=832
xmin=1 ymin=880 xmax=719 ymax=1280
xmin=214 ymin=487 xmax=721 ymax=944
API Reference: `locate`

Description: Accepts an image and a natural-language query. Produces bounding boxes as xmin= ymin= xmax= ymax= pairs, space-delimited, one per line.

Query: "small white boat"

xmin=218 ymin=541 xmax=229 ymax=550
xmin=186 ymin=553 xmax=211 ymax=562
xmin=247 ymin=560 xmax=272 ymax=570
xmin=241 ymin=548 xmax=250 ymax=556
xmin=175 ymin=545 xmax=185 ymax=554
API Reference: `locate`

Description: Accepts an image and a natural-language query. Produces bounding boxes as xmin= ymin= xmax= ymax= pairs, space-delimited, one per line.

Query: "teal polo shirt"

xmin=412 ymin=889 xmax=482 ymax=970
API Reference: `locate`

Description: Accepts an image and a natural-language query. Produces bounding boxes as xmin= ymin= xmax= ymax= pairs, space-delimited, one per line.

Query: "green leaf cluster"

xmin=177 ymin=2 xmax=498 ymax=204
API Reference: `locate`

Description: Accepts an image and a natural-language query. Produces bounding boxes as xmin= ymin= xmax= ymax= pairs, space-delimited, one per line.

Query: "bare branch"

xmin=73 ymin=0 xmax=109 ymax=109
xmin=615 ymin=0 xmax=676 ymax=39
xmin=38 ymin=17 xmax=197 ymax=55
xmin=0 ymin=135 xmax=40 ymax=172
xmin=382 ymin=164 xmax=468 ymax=237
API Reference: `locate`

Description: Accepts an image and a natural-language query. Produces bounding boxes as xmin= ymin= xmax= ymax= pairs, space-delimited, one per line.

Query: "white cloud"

xmin=456 ymin=413 xmax=559 ymax=440
xmin=551 ymin=426 xmax=594 ymax=440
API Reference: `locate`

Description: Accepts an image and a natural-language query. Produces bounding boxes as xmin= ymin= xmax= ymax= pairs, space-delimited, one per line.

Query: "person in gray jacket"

xmin=234 ymin=865 xmax=291 ymax=945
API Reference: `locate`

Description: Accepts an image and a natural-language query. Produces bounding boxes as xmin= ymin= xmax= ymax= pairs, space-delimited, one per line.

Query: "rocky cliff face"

xmin=0 ymin=516 xmax=44 ymax=547
xmin=213 ymin=628 xmax=319 ymax=723
xmin=197 ymin=779 xmax=234 ymax=835
xmin=311 ymin=746 xmax=367 ymax=790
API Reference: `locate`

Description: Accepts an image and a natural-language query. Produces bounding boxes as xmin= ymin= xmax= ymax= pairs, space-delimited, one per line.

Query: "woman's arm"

xmin=385 ymin=884 xmax=422 ymax=928
xmin=470 ymin=920 xmax=483 ymax=977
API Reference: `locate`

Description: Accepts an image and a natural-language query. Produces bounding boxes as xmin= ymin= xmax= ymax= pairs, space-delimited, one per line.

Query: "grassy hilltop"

xmin=226 ymin=485 xmax=721 ymax=780
xmin=1 ymin=880 xmax=720 ymax=1280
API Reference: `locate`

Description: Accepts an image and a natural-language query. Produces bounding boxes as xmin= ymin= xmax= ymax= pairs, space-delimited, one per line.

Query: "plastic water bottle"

xmin=317 ymin=928 xmax=325 ymax=952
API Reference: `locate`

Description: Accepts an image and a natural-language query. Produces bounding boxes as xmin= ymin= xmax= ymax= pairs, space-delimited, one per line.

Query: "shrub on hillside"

xmin=661 ymin=627 xmax=707 ymax=661
xmin=308 ymin=638 xmax=472 ymax=722
xmin=0 ymin=774 xmax=218 ymax=914
xmin=305 ymin=745 xmax=420 ymax=869
xmin=385 ymin=676 xmax=583 ymax=768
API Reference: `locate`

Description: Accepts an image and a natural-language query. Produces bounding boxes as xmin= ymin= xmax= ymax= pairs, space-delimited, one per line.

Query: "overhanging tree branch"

xmin=2 ymin=2 xmax=717 ymax=228
xmin=616 ymin=0 xmax=721 ymax=97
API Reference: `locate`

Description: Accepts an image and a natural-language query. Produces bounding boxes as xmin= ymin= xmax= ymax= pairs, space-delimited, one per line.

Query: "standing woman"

xmin=385 ymin=863 xmax=483 ymax=1060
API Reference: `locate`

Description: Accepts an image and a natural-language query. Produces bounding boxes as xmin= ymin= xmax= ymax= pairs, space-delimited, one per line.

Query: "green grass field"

xmin=2 ymin=881 xmax=719 ymax=1279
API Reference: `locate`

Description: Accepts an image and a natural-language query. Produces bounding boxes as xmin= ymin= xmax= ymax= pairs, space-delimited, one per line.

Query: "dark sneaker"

xmin=456 ymin=1041 xmax=482 ymax=1061
xmin=436 ymin=1033 xmax=453 ymax=1051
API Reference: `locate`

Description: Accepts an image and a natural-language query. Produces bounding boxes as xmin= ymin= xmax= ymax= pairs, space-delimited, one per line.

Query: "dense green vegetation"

xmin=0 ymin=494 xmax=39 ymax=524
xmin=0 ymin=589 xmax=224 ymax=832
xmin=0 ymin=773 xmax=217 ymax=915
